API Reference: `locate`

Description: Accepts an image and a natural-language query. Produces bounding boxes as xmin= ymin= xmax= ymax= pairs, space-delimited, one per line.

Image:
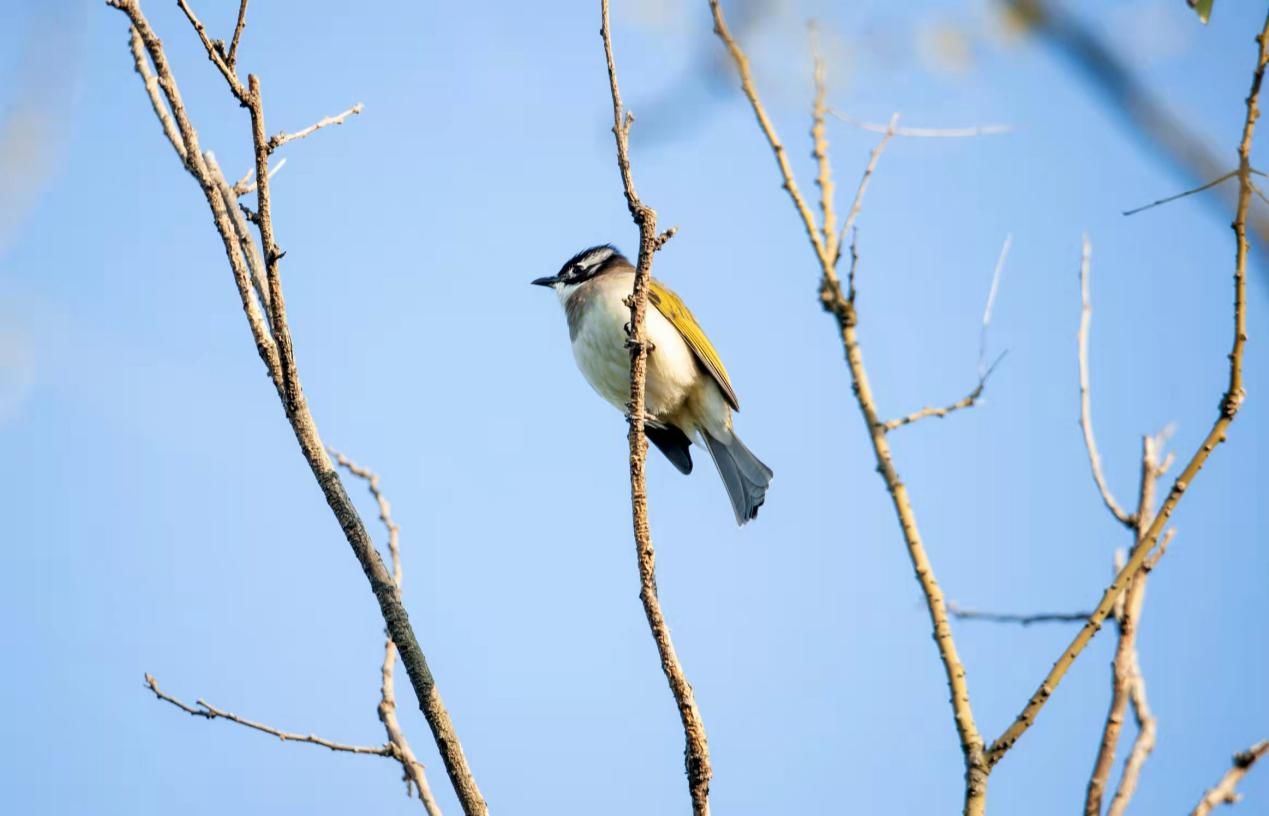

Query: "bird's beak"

xmin=530 ymin=275 xmax=558 ymax=287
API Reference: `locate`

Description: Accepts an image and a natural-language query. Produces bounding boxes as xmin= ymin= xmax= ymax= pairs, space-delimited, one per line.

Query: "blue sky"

xmin=2 ymin=1 xmax=1266 ymax=814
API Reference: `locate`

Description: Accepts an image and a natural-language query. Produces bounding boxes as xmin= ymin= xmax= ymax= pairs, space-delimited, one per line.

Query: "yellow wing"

xmin=648 ymin=279 xmax=740 ymax=411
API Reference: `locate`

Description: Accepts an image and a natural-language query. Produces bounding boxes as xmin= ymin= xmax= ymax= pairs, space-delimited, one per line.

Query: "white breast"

xmin=563 ymin=271 xmax=700 ymax=419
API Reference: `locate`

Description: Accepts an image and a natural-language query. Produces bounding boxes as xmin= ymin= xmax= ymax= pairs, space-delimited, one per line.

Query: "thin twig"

xmin=1085 ymin=435 xmax=1164 ymax=816
xmin=267 ymin=103 xmax=364 ymax=153
xmin=837 ymin=114 xmax=898 ymax=266
xmin=1106 ymin=548 xmax=1159 ymax=816
xmin=986 ymin=12 xmax=1268 ymax=767
xmin=233 ymin=156 xmax=286 ymax=197
xmin=174 ymin=0 xmax=248 ymax=102
xmin=707 ymin=5 xmax=987 ymax=813
xmin=1078 ymin=236 xmax=1134 ymax=528
xmin=108 ymin=3 xmax=486 ymax=813
xmin=979 ymin=234 xmax=1011 ymax=379
xmin=829 ymin=110 xmax=1011 ymax=138
xmin=1190 ymin=741 xmax=1269 ymax=816
xmin=1123 ymin=170 xmax=1238 ymax=216
xmin=143 ymin=673 xmax=393 ymax=756
xmin=707 ymin=0 xmax=827 ymax=266
xmin=811 ymin=28 xmax=837 ymax=263
xmin=127 ymin=27 xmax=185 ymax=164
xmin=602 ymin=3 xmax=708 ymax=814
xmin=948 ymin=603 xmax=1090 ymax=626
xmin=1003 ymin=0 xmax=1269 ymax=274
xmin=226 ymin=0 xmax=249 ymax=70
xmin=884 ymin=351 xmax=1005 ymax=432
xmin=332 ymin=450 xmax=442 ymax=816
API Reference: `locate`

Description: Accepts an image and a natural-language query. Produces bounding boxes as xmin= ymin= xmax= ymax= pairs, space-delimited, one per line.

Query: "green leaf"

xmin=1190 ymin=0 xmax=1214 ymax=24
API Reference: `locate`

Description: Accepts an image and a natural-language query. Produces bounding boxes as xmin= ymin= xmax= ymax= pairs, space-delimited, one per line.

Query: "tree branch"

xmin=332 ymin=450 xmax=443 ymax=816
xmin=602 ymin=3 xmax=709 ymax=814
xmin=829 ymin=110 xmax=1010 ymax=139
xmin=708 ymin=5 xmax=987 ymax=813
xmin=267 ymin=103 xmax=365 ymax=153
xmin=1085 ymin=435 xmax=1166 ymax=816
xmin=107 ymin=2 xmax=486 ymax=812
xmin=1191 ymin=741 xmax=1269 ymax=816
xmin=174 ymin=0 xmax=248 ymax=103
xmin=948 ymin=603 xmax=1091 ymax=626
xmin=883 ymin=352 xmax=1004 ymax=432
xmin=986 ymin=11 xmax=1268 ymax=767
xmin=226 ymin=0 xmax=249 ymax=70
xmin=1078 ymin=235 xmax=1134 ymax=528
xmin=143 ymin=673 xmax=392 ymax=757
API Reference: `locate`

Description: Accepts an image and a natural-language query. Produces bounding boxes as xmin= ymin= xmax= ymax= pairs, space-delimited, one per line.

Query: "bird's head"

xmin=532 ymin=244 xmax=630 ymax=299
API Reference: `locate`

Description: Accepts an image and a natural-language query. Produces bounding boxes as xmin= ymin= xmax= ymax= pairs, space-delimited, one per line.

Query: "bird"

xmin=533 ymin=244 xmax=772 ymax=524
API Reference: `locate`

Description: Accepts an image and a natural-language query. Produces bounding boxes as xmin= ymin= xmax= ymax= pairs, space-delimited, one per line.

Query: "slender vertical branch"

xmin=332 ymin=450 xmax=443 ymax=816
xmin=226 ymin=0 xmax=249 ymax=70
xmin=708 ymin=1 xmax=827 ymax=265
xmin=810 ymin=31 xmax=836 ymax=262
xmin=988 ymin=10 xmax=1269 ymax=767
xmin=107 ymin=3 xmax=486 ymax=813
xmin=1085 ymin=435 xmax=1164 ymax=816
xmin=1078 ymin=236 xmax=1134 ymax=528
xmin=707 ymin=5 xmax=986 ymax=813
xmin=602 ymin=2 xmax=710 ymax=814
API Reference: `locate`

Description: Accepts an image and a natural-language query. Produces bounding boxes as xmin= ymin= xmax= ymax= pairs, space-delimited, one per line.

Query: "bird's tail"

xmin=701 ymin=429 xmax=773 ymax=525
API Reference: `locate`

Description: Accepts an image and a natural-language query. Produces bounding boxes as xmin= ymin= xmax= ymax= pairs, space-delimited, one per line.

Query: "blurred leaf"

xmin=1188 ymin=0 xmax=1213 ymax=24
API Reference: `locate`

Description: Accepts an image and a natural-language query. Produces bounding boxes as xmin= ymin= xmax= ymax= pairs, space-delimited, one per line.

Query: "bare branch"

xmin=811 ymin=28 xmax=837 ymax=263
xmin=948 ymin=603 xmax=1090 ymax=626
xmin=986 ymin=13 xmax=1268 ymax=766
xmin=1123 ymin=170 xmax=1238 ymax=216
xmin=174 ymin=0 xmax=248 ymax=102
xmin=979 ymin=234 xmax=1011 ymax=378
xmin=107 ymin=3 xmax=486 ymax=812
xmin=205 ymin=152 xmax=270 ymax=316
xmin=332 ymin=450 xmax=442 ymax=816
xmin=829 ymin=110 xmax=1011 ymax=138
xmin=226 ymin=0 xmax=249 ymax=70
xmin=837 ymin=114 xmax=898 ymax=266
xmin=233 ymin=156 xmax=287 ymax=197
xmin=708 ymin=5 xmax=987 ymax=812
xmin=603 ymin=3 xmax=709 ymax=814
xmin=1078 ymin=235 xmax=1134 ymax=527
xmin=1190 ymin=741 xmax=1269 ymax=816
xmin=884 ymin=351 xmax=1005 ymax=432
xmin=144 ymin=673 xmax=392 ymax=757
xmin=126 ymin=27 xmax=184 ymax=164
xmin=1086 ymin=435 xmax=1165 ymax=816
xmin=707 ymin=0 xmax=828 ymax=266
xmin=267 ymin=103 xmax=364 ymax=153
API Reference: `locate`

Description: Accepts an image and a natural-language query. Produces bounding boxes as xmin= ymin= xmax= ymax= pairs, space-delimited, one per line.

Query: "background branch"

xmin=143 ymin=673 xmax=392 ymax=757
xmin=333 ymin=449 xmax=443 ymax=815
xmin=708 ymin=5 xmax=988 ymax=812
xmin=107 ymin=2 xmax=486 ymax=812
xmin=602 ymin=2 xmax=710 ymax=813
xmin=1078 ymin=235 xmax=1134 ymax=528
xmin=987 ymin=10 xmax=1267 ymax=767
xmin=1190 ymin=741 xmax=1269 ymax=816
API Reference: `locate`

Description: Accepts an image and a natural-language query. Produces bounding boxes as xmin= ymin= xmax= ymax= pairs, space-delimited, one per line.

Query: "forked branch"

xmin=707 ymin=4 xmax=987 ymax=812
xmin=144 ymin=673 xmax=392 ymax=757
xmin=106 ymin=2 xmax=485 ymax=812
xmin=987 ymin=9 xmax=1268 ymax=769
